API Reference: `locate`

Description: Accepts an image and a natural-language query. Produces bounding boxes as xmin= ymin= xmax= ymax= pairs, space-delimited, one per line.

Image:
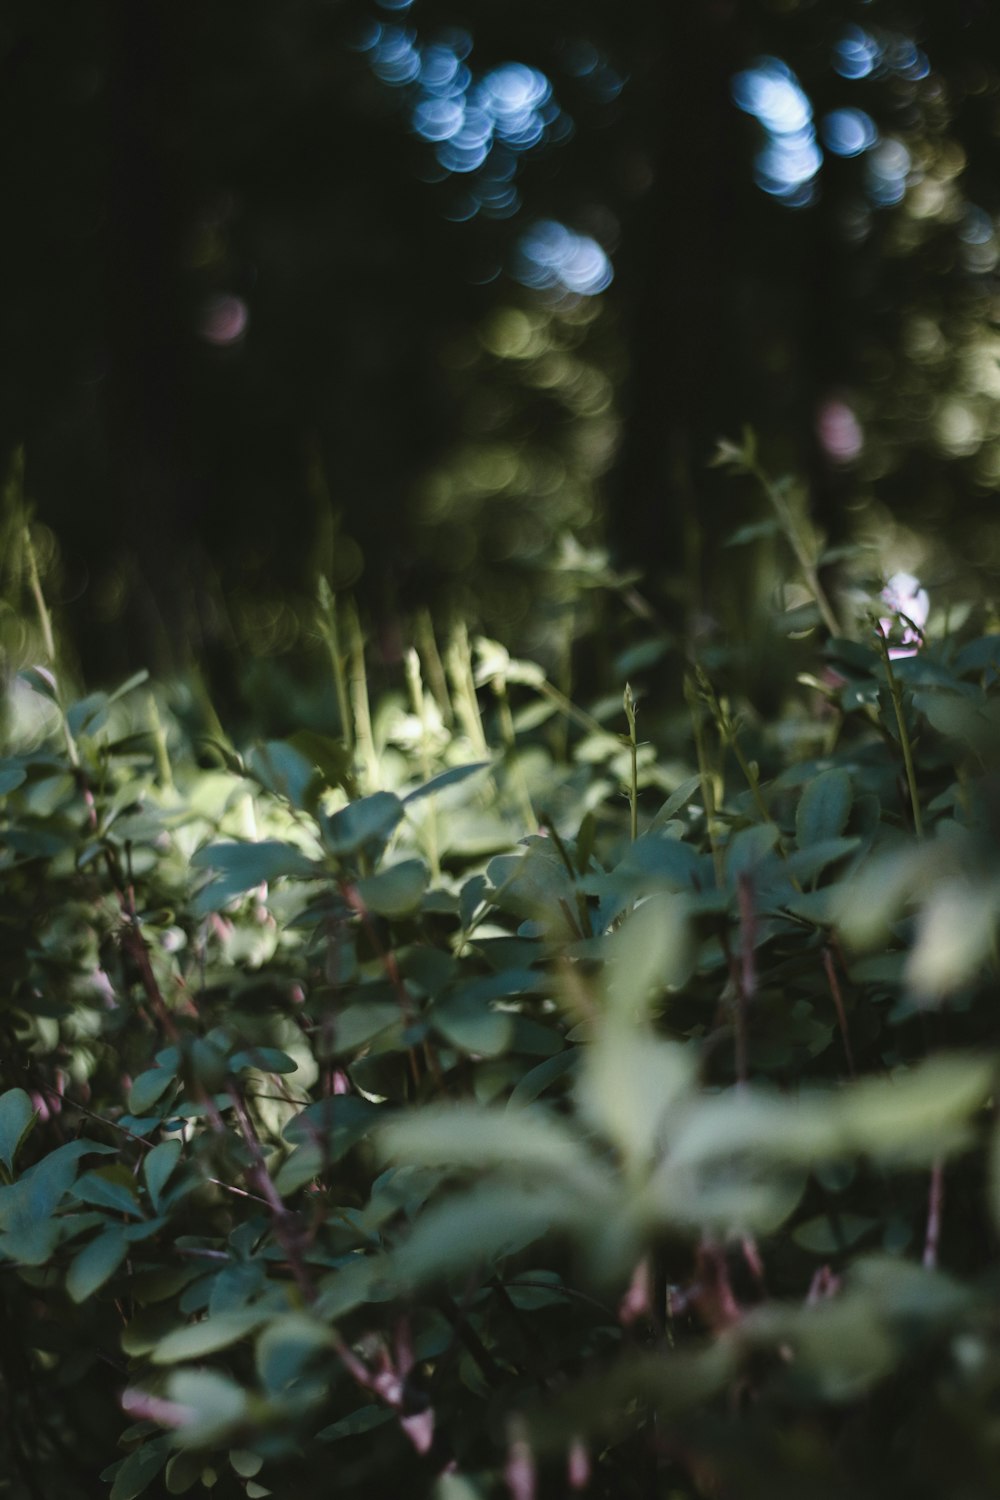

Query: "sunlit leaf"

xmin=190 ymin=839 xmax=320 ymax=883
xmin=604 ymin=893 xmax=692 ymax=1020
xmin=381 ymin=1104 xmax=591 ymax=1179
xmin=579 ymin=1029 xmax=693 ymax=1175
xmin=391 ymin=1179 xmax=599 ymax=1288
xmin=403 ymin=762 xmax=491 ymax=805
xmin=323 ymin=792 xmax=404 ymax=856
xmin=166 ymin=1369 xmax=249 ymax=1447
xmin=355 ymin=859 xmax=428 ymax=917
xmin=905 ymin=878 xmax=1000 ymax=1001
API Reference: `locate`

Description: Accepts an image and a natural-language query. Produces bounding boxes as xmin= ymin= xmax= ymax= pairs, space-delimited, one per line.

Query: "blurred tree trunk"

xmin=611 ymin=1 xmax=745 ymax=615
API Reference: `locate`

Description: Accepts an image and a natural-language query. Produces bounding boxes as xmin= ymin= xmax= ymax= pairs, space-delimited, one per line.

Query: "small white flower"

xmin=880 ymin=571 xmax=929 ymax=658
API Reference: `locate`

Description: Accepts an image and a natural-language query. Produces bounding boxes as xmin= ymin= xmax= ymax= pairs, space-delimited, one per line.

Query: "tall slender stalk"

xmin=747 ymin=457 xmax=841 ymax=638
xmin=317 ymin=576 xmax=354 ymax=756
xmin=345 ymin=599 xmax=379 ymax=791
xmin=873 ymin=619 xmax=923 ymax=839
xmin=405 ymin=647 xmax=441 ymax=882
xmin=623 ymin=682 xmax=638 ymax=843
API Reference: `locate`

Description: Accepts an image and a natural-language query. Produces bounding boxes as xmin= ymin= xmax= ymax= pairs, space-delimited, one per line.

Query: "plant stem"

xmin=623 ymin=682 xmax=638 ymax=842
xmin=405 ymin=647 xmax=441 ymax=882
xmin=22 ymin=523 xmax=56 ymax=666
xmin=317 ymin=577 xmax=354 ymax=756
xmin=345 ymin=599 xmax=379 ymax=790
xmin=873 ymin=620 xmax=923 ymax=838
xmin=685 ymin=674 xmax=724 ymax=886
xmin=749 ymin=460 xmax=840 ymax=638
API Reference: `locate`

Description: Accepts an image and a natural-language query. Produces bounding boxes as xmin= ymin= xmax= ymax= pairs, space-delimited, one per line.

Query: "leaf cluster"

xmin=3 ymin=571 xmax=1000 ymax=1499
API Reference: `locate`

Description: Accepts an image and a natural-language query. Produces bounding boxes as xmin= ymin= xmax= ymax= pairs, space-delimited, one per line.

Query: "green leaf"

xmin=332 ymin=1001 xmax=402 ymax=1054
xmin=380 ymin=1105 xmax=591 ymax=1178
xmin=73 ymin=1166 xmax=143 ymax=1217
xmin=435 ymin=1475 xmax=486 ymax=1500
xmin=507 ymin=1051 xmax=577 ymax=1109
xmin=355 ymin=859 xmax=428 ymax=917
xmin=144 ymin=1140 xmax=183 ymax=1211
xmin=128 ymin=1069 xmax=177 ymax=1116
xmin=190 ymin=839 xmax=320 ymax=884
xmin=579 ymin=1029 xmax=694 ymax=1174
xmin=905 ymin=878 xmax=1000 ymax=1001
xmin=152 ymin=1309 xmax=268 ymax=1364
xmin=273 ymin=1143 xmax=323 ymax=1196
xmin=323 ymin=792 xmax=404 ymax=856
xmin=0 ymin=764 xmax=27 ymax=795
xmin=317 ymin=1405 xmax=394 ymax=1442
xmin=255 ymin=1313 xmax=330 ymax=1394
xmin=0 ymin=1088 xmax=37 ymax=1175
xmin=782 ymin=837 xmax=860 ymax=886
xmin=282 ymin=1096 xmax=380 ymax=1158
xmin=109 ymin=1438 xmax=172 ymax=1500
xmin=793 ymin=1214 xmax=877 ymax=1254
xmin=105 ymin=668 xmax=152 ymax=706
xmin=0 ymin=1138 xmax=107 ymax=1235
xmin=247 ymin=740 xmax=320 ymax=810
xmin=227 ymin=1047 xmax=299 ymax=1076
xmin=431 ymin=995 xmax=513 ymax=1057
xmin=164 ymin=1451 xmax=205 ymax=1495
xmin=67 ymin=1227 xmax=130 ymax=1302
xmin=725 ymin=823 xmax=781 ymax=884
xmin=604 ymin=893 xmax=692 ymax=1020
xmin=229 ymin=1450 xmax=264 ymax=1478
xmin=18 ymin=665 xmax=59 ymax=702
xmin=403 ymin=762 xmax=491 ymax=805
xmin=391 ymin=1180 xmax=597 ymax=1289
xmin=287 ymin=729 xmax=355 ymax=793
xmin=652 ymin=775 xmax=703 ymax=827
xmin=316 ymin=1255 xmax=395 ymax=1319
xmin=166 ymin=1370 xmax=249 ymax=1447
xmin=0 ymin=1219 xmax=60 ymax=1264
xmin=796 ymin=769 xmax=853 ymax=848
xmin=839 ymin=1054 xmax=994 ymax=1162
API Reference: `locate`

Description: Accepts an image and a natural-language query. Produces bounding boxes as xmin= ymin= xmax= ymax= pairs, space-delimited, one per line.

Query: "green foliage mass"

xmin=3 ymin=535 xmax=1000 ymax=1498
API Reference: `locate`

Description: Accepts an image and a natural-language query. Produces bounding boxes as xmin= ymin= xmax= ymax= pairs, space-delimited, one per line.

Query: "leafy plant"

xmin=3 ymin=534 xmax=1000 ymax=1498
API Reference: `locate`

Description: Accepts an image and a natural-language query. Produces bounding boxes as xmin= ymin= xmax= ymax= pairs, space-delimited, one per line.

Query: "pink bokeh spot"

xmin=199 ymin=294 xmax=249 ymax=346
xmin=817 ymin=398 xmax=863 ymax=462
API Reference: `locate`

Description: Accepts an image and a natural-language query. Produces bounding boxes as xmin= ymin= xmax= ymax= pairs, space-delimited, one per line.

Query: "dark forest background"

xmin=3 ymin=0 xmax=1000 ymax=687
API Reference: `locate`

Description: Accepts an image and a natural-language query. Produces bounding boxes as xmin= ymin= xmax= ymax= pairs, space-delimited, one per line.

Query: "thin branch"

xmin=923 ymin=1156 xmax=945 ymax=1270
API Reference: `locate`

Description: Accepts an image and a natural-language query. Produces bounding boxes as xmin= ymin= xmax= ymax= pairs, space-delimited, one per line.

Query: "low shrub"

xmin=3 ymin=527 xmax=1000 ymax=1498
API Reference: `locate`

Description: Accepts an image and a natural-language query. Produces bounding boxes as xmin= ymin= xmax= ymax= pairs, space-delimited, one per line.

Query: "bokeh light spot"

xmin=817 ymin=399 xmax=864 ymax=462
xmin=866 ymin=138 xmax=911 ymax=207
xmin=732 ymin=57 xmax=821 ymax=205
xmin=362 ymin=15 xmax=590 ymax=222
xmin=822 ymin=108 xmax=878 ymax=158
xmin=512 ymin=221 xmax=613 ymax=296
xmin=833 ymin=25 xmax=881 ymax=80
xmin=199 ymin=295 xmax=249 ymax=346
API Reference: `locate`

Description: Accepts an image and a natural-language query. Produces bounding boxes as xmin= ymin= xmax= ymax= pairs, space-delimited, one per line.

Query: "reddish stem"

xmin=923 ymin=1156 xmax=945 ymax=1270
